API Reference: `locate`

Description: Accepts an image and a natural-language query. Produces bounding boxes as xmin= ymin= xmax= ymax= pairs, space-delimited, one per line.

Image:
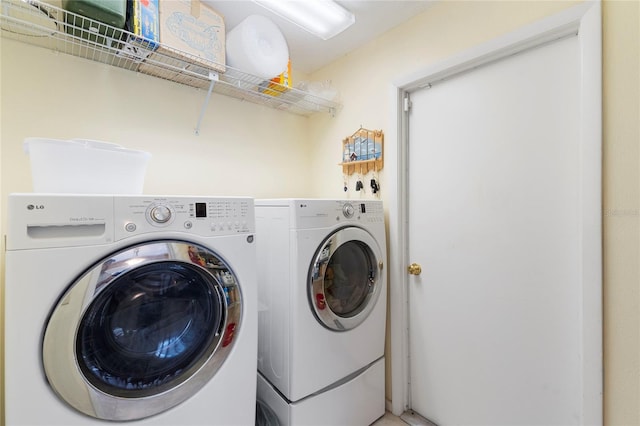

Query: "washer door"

xmin=309 ymin=227 xmax=383 ymax=331
xmin=42 ymin=240 xmax=242 ymax=421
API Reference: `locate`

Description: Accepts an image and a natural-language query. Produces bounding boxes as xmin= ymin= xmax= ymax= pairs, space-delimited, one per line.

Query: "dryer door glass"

xmin=309 ymin=227 xmax=383 ymax=331
xmin=323 ymin=241 xmax=373 ymax=316
xmin=42 ymin=240 xmax=243 ymax=421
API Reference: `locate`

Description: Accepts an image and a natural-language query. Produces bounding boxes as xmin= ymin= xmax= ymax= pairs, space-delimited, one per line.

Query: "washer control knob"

xmin=342 ymin=203 xmax=355 ymax=218
xmin=150 ymin=205 xmax=172 ymax=223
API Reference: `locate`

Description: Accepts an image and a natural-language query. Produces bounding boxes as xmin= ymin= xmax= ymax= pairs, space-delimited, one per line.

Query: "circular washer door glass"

xmin=309 ymin=227 xmax=382 ymax=331
xmin=77 ymin=262 xmax=222 ymax=397
xmin=42 ymin=240 xmax=243 ymax=421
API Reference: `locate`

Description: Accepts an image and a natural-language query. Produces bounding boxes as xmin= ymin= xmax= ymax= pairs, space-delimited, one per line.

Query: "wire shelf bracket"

xmin=195 ymin=71 xmax=219 ymax=136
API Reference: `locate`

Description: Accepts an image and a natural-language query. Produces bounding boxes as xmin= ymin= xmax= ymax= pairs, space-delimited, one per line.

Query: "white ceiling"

xmin=202 ymin=1 xmax=435 ymax=75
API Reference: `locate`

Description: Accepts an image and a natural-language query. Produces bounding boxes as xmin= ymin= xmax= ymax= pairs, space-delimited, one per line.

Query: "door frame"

xmin=386 ymin=1 xmax=602 ymax=422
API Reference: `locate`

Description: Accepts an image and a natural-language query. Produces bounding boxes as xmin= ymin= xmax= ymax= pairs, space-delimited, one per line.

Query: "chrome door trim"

xmin=308 ymin=227 xmax=383 ymax=331
xmin=42 ymin=240 xmax=243 ymax=421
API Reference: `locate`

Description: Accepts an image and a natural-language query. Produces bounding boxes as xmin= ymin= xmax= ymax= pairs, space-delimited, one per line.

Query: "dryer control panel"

xmin=114 ymin=196 xmax=255 ymax=241
xmin=292 ymin=199 xmax=384 ymax=229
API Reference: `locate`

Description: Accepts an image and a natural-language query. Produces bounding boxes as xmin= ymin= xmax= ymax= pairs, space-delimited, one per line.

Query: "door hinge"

xmin=403 ymin=95 xmax=411 ymax=112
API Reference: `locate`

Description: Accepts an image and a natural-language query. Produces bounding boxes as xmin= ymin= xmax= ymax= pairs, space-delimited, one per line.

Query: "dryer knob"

xmin=342 ymin=203 xmax=355 ymax=218
xmin=150 ymin=205 xmax=172 ymax=223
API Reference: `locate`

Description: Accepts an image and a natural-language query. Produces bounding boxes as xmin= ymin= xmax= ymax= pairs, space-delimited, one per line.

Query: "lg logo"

xmin=27 ymin=204 xmax=45 ymax=210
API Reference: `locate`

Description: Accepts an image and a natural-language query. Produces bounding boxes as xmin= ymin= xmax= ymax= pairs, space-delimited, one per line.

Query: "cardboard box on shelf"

xmin=158 ymin=0 xmax=225 ymax=73
xmin=137 ymin=50 xmax=213 ymax=90
xmin=137 ymin=0 xmax=225 ymax=83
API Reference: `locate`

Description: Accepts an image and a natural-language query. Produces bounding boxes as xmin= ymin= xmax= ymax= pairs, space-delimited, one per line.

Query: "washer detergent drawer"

xmin=6 ymin=194 xmax=114 ymax=250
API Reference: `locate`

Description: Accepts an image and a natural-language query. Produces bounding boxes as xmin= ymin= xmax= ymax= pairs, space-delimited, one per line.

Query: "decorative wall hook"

xmin=339 ymin=127 xmax=384 ymax=176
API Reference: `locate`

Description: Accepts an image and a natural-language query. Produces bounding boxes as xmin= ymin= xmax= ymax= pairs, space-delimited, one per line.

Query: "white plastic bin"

xmin=24 ymin=138 xmax=151 ymax=194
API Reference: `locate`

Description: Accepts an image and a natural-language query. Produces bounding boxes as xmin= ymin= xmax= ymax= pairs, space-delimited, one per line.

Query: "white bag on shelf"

xmin=226 ymin=14 xmax=289 ymax=79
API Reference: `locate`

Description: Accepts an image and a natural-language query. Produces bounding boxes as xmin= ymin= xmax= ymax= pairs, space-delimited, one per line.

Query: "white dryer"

xmin=255 ymin=199 xmax=386 ymax=425
xmin=4 ymin=194 xmax=257 ymax=425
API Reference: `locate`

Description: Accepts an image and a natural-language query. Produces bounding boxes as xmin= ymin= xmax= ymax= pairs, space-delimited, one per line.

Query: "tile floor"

xmin=372 ymin=411 xmax=436 ymax=426
xmin=372 ymin=412 xmax=408 ymax=425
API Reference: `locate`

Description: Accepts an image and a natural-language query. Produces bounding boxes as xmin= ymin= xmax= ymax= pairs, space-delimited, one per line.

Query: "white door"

xmin=406 ymin=34 xmax=595 ymax=425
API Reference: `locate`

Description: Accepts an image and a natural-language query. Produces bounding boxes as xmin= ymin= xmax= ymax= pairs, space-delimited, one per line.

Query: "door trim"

xmin=386 ymin=1 xmax=602 ymax=422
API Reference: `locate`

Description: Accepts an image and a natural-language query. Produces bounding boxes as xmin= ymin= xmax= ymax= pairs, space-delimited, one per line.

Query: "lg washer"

xmin=4 ymin=194 xmax=257 ymax=425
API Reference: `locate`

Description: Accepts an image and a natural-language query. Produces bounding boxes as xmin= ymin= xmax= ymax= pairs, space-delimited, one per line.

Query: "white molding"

xmin=386 ymin=83 xmax=409 ymax=416
xmin=575 ymin=2 xmax=603 ymax=424
xmin=388 ymin=1 xmax=602 ymax=422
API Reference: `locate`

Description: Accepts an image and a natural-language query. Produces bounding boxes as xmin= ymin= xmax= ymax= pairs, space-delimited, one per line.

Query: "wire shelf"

xmin=0 ymin=0 xmax=341 ymax=116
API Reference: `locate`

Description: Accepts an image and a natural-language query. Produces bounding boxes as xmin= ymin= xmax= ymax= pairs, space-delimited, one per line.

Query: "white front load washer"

xmin=4 ymin=194 xmax=257 ymax=425
xmin=255 ymin=199 xmax=386 ymax=425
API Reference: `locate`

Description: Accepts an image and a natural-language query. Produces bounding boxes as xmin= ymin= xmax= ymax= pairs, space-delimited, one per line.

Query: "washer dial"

xmin=148 ymin=204 xmax=173 ymax=224
xmin=342 ymin=203 xmax=355 ymax=218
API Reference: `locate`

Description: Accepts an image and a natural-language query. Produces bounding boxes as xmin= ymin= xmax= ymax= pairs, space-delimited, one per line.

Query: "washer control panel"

xmin=114 ymin=196 xmax=254 ymax=241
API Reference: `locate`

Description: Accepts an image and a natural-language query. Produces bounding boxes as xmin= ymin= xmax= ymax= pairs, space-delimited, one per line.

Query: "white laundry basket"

xmin=24 ymin=138 xmax=151 ymax=194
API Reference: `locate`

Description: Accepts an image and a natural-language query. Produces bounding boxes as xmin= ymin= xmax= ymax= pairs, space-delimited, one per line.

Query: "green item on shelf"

xmin=62 ymin=0 xmax=126 ymax=46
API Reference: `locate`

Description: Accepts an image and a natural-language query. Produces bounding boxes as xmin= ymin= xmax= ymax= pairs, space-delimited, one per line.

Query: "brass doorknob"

xmin=408 ymin=263 xmax=422 ymax=275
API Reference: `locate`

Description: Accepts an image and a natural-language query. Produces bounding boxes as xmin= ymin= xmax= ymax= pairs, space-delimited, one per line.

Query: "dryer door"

xmin=309 ymin=226 xmax=383 ymax=331
xmin=42 ymin=240 xmax=242 ymax=421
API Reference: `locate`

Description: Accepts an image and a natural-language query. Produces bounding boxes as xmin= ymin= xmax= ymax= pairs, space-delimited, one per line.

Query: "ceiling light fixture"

xmin=253 ymin=0 xmax=355 ymax=40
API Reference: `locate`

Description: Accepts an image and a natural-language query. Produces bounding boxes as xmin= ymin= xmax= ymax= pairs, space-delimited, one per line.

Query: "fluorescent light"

xmin=253 ymin=0 xmax=355 ymax=40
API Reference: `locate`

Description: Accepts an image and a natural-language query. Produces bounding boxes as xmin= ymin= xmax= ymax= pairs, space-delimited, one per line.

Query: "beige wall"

xmin=0 ymin=41 xmax=313 ymax=199
xmin=1 ymin=1 xmax=639 ymax=425
xmin=602 ymin=1 xmax=640 ymax=424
